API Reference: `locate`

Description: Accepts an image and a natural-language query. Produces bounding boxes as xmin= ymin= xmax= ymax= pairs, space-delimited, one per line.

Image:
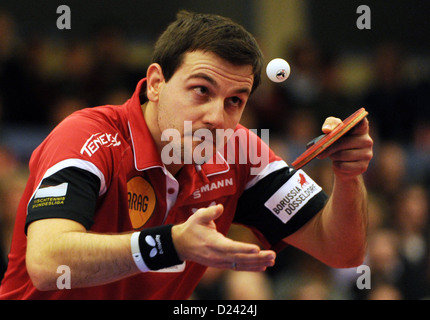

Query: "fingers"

xmin=318 ymin=117 xmax=373 ymax=178
xmin=217 ymin=250 xmax=276 ymax=272
xmin=202 ymin=225 xmax=275 ymax=271
xmin=349 ymin=117 xmax=370 ymax=135
xmin=318 ymin=121 xmax=372 ymax=159
xmin=172 ymin=203 xmax=277 ymax=271
xmin=192 ymin=204 xmax=224 ymax=227
xmin=210 ymin=233 xmax=260 ymax=255
xmin=192 ymin=204 xmax=262 ymax=254
xmin=322 ymin=117 xmax=342 ymax=134
xmin=321 ymin=116 xmax=370 ymax=137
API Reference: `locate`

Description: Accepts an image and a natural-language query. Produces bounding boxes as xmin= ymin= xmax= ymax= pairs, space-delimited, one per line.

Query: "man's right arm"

xmin=26 ymin=204 xmax=276 ymax=291
xmin=26 ymin=218 xmax=139 ymax=291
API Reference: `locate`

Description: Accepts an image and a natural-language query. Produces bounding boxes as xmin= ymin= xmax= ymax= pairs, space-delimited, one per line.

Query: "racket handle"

xmin=306 ymin=134 xmax=325 ymax=149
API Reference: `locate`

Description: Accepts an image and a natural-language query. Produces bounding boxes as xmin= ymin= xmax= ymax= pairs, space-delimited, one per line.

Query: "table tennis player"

xmin=0 ymin=11 xmax=373 ymax=299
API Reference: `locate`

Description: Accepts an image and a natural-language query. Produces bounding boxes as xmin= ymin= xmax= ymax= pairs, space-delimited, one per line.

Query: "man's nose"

xmin=202 ymin=99 xmax=225 ymax=130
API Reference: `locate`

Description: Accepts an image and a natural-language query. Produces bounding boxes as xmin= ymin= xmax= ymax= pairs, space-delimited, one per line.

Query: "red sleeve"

xmin=28 ymin=108 xmax=124 ymax=200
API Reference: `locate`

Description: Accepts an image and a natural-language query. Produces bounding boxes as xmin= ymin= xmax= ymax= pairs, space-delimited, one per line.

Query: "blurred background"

xmin=1 ymin=0 xmax=430 ymax=300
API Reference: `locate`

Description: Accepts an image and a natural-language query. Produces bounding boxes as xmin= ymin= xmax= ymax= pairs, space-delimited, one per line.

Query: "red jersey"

xmin=0 ymin=79 xmax=327 ymax=299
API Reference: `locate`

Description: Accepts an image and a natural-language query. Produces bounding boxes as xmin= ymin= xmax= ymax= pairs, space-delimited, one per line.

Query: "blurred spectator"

xmin=54 ymin=42 xmax=95 ymax=106
xmin=224 ymin=270 xmax=274 ymax=300
xmin=285 ymin=39 xmax=322 ymax=108
xmin=352 ymin=228 xmax=403 ymax=300
xmin=351 ymin=221 xmax=429 ymax=300
xmin=0 ymin=145 xmax=19 ymax=178
xmin=367 ymin=282 xmax=403 ymax=300
xmin=392 ymin=184 xmax=430 ymax=299
xmin=84 ymin=25 xmax=143 ymax=106
xmin=268 ymin=247 xmax=333 ymax=300
xmin=49 ymin=96 xmax=88 ymax=127
xmin=192 ymin=268 xmax=274 ymax=300
xmin=0 ymin=252 xmax=5 ymax=282
xmin=191 ymin=267 xmax=227 ymax=300
xmin=329 ymin=192 xmax=389 ymax=299
xmin=310 ymin=50 xmax=355 ymax=123
xmin=367 ymin=193 xmax=389 ymax=234
xmin=0 ymin=34 xmax=55 ymax=126
xmin=193 ymin=225 xmax=274 ymax=300
xmin=0 ymin=166 xmax=28 ymax=257
xmin=366 ymin=141 xmax=407 ymax=209
xmin=0 ymin=10 xmax=17 ymax=60
xmin=406 ymin=114 xmax=430 ymax=187
xmin=278 ymin=108 xmax=320 ymax=162
xmin=0 ymin=145 xmax=28 ymax=281
xmin=361 ymin=43 xmax=414 ymax=144
xmin=291 ymin=276 xmax=332 ymax=300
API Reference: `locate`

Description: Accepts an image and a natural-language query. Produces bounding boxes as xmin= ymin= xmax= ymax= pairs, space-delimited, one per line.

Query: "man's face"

xmin=155 ymin=50 xmax=254 ymax=164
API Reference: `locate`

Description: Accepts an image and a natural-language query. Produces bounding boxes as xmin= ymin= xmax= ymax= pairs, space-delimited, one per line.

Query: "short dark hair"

xmin=152 ymin=10 xmax=263 ymax=93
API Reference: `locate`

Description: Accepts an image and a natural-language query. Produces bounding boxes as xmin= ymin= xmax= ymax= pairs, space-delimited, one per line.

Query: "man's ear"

xmin=146 ymin=63 xmax=164 ymax=102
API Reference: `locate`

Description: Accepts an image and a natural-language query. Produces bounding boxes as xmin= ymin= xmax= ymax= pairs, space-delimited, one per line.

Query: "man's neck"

xmin=142 ymin=101 xmax=185 ymax=177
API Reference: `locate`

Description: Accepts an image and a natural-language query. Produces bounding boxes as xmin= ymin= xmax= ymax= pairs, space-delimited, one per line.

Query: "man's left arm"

xmin=284 ymin=117 xmax=373 ymax=268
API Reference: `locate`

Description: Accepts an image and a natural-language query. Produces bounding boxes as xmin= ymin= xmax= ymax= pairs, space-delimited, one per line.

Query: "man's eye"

xmin=228 ymin=96 xmax=242 ymax=107
xmin=194 ymin=86 xmax=209 ymax=96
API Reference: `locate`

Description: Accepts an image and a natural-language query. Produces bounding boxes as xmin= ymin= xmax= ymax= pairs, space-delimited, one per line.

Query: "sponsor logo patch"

xmin=32 ymin=183 xmax=68 ymax=209
xmin=264 ymin=170 xmax=322 ymax=224
xmin=34 ymin=182 xmax=68 ymax=199
xmin=127 ymin=176 xmax=156 ymax=229
xmin=192 ymin=177 xmax=235 ymax=200
xmin=80 ymin=132 xmax=121 ymax=157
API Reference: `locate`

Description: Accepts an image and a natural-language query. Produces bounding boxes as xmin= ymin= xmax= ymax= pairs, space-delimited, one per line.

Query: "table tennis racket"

xmin=291 ymin=107 xmax=368 ymax=169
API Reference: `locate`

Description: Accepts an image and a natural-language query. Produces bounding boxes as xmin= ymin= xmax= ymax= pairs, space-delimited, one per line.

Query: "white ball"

xmin=266 ymin=58 xmax=291 ymax=83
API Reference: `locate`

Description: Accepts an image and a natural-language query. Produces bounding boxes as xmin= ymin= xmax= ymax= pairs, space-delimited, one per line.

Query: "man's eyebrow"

xmin=187 ymin=73 xmax=251 ymax=96
xmin=188 ymin=73 xmax=219 ymax=88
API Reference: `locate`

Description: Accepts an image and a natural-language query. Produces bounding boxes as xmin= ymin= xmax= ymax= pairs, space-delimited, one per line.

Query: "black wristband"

xmin=136 ymin=224 xmax=182 ymax=271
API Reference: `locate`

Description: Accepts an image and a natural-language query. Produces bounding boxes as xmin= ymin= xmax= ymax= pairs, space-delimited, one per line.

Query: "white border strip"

xmin=245 ymin=160 xmax=289 ymax=190
xmin=130 ymin=232 xmax=150 ymax=272
xmin=27 ymin=158 xmax=107 ymax=215
xmin=42 ymin=158 xmax=107 ymax=196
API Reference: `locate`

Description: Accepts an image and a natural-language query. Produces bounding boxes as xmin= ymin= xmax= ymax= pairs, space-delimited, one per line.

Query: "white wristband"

xmin=130 ymin=232 xmax=150 ymax=272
